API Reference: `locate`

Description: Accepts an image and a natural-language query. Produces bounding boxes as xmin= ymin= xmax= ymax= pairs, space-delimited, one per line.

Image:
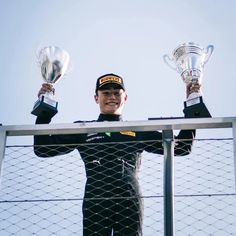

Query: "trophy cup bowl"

xmin=31 ymin=46 xmax=70 ymax=117
xmin=163 ymin=42 xmax=214 ymax=117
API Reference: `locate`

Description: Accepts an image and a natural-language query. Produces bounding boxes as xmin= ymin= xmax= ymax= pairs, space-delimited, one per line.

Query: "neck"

xmin=98 ymin=113 xmax=122 ymax=121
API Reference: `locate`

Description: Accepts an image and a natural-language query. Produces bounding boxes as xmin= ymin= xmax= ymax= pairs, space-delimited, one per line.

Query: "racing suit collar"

xmin=97 ymin=114 xmax=123 ymax=121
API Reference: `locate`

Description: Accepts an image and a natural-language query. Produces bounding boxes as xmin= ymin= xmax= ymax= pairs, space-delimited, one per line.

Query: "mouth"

xmin=106 ymin=102 xmax=118 ymax=106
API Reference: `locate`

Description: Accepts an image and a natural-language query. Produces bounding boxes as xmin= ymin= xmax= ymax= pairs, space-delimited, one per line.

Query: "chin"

xmin=103 ymin=110 xmax=121 ymax=115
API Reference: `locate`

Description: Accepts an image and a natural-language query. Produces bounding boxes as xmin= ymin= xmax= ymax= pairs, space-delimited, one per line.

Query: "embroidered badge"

xmin=105 ymin=132 xmax=111 ymax=137
xmin=120 ymin=131 xmax=136 ymax=137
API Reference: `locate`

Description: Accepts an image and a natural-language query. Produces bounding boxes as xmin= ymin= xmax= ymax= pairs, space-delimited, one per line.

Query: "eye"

xmin=114 ymin=92 xmax=121 ymax=96
xmin=102 ymin=91 xmax=110 ymax=96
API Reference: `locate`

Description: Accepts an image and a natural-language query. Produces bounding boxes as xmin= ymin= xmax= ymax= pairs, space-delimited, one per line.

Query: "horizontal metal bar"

xmin=0 ymin=117 xmax=235 ymax=137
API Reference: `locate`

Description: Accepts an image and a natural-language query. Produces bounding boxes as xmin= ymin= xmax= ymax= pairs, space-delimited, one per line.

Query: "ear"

xmin=124 ymin=93 xmax=128 ymax=101
xmin=94 ymin=94 xmax=99 ymax=104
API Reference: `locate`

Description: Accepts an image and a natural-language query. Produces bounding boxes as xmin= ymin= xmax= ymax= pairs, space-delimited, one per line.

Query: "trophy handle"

xmin=163 ymin=54 xmax=178 ymax=71
xmin=204 ymin=45 xmax=214 ymax=65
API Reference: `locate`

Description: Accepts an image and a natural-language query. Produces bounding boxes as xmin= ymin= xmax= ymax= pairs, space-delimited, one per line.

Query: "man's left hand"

xmin=186 ymin=82 xmax=201 ymax=99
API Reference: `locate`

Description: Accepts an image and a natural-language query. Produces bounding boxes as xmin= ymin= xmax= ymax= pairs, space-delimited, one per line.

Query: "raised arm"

xmin=33 ymin=84 xmax=80 ymax=157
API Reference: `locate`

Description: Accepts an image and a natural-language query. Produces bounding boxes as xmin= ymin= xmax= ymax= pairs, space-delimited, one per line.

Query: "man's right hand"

xmin=38 ymin=83 xmax=55 ymax=98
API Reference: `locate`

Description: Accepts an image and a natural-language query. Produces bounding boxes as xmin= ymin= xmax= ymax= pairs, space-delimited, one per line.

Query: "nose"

xmin=106 ymin=92 xmax=117 ymax=99
xmin=109 ymin=93 xmax=116 ymax=99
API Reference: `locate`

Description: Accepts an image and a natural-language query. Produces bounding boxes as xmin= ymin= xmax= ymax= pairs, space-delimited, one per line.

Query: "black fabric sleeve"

xmin=174 ymin=129 xmax=195 ymax=156
xmin=140 ymin=131 xmax=164 ymax=155
xmin=174 ymin=107 xmax=197 ymax=156
xmin=34 ymin=117 xmax=82 ymax=158
xmin=141 ymin=129 xmax=195 ymax=156
xmin=142 ymin=107 xmax=197 ymax=156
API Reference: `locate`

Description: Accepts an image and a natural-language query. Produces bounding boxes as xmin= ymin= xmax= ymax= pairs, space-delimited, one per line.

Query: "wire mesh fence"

xmin=0 ymin=137 xmax=235 ymax=235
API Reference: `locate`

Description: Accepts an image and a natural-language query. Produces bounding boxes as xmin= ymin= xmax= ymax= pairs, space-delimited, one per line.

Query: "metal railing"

xmin=0 ymin=117 xmax=235 ymax=236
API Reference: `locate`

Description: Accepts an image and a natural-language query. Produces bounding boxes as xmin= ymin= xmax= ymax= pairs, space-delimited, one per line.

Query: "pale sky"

xmin=0 ymin=0 xmax=235 ymax=134
xmin=0 ymin=1 xmax=236 ymax=235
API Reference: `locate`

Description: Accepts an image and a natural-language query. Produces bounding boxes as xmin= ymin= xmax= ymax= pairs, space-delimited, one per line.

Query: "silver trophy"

xmin=163 ymin=42 xmax=213 ymax=117
xmin=31 ymin=46 xmax=70 ymax=117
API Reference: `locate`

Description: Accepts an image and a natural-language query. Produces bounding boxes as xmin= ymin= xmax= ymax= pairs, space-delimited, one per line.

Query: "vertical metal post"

xmin=232 ymin=119 xmax=236 ymax=192
xmin=163 ymin=129 xmax=175 ymax=236
xmin=0 ymin=128 xmax=7 ymax=180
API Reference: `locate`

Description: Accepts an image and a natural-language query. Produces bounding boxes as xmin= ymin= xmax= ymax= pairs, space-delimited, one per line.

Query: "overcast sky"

xmin=0 ymin=0 xmax=235 ymax=138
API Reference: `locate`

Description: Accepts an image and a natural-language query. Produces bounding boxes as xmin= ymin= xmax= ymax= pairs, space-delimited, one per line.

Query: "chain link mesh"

xmin=0 ymin=138 xmax=235 ymax=235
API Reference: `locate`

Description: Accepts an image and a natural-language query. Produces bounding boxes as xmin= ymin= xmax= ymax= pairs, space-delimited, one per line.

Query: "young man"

xmin=34 ymin=73 xmax=199 ymax=236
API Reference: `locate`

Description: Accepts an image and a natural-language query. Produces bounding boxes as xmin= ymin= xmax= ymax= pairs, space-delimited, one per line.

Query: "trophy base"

xmin=31 ymin=95 xmax=58 ymax=118
xmin=183 ymin=96 xmax=211 ymax=118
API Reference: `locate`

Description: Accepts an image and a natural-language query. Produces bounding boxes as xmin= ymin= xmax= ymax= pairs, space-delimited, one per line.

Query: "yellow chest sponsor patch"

xmin=120 ymin=131 xmax=136 ymax=137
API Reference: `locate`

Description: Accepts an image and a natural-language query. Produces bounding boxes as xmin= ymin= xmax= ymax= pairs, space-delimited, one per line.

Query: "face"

xmin=94 ymin=87 xmax=128 ymax=115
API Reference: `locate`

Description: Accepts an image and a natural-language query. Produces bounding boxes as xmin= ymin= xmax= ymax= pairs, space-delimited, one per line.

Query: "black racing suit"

xmin=34 ymin=113 xmax=195 ymax=236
